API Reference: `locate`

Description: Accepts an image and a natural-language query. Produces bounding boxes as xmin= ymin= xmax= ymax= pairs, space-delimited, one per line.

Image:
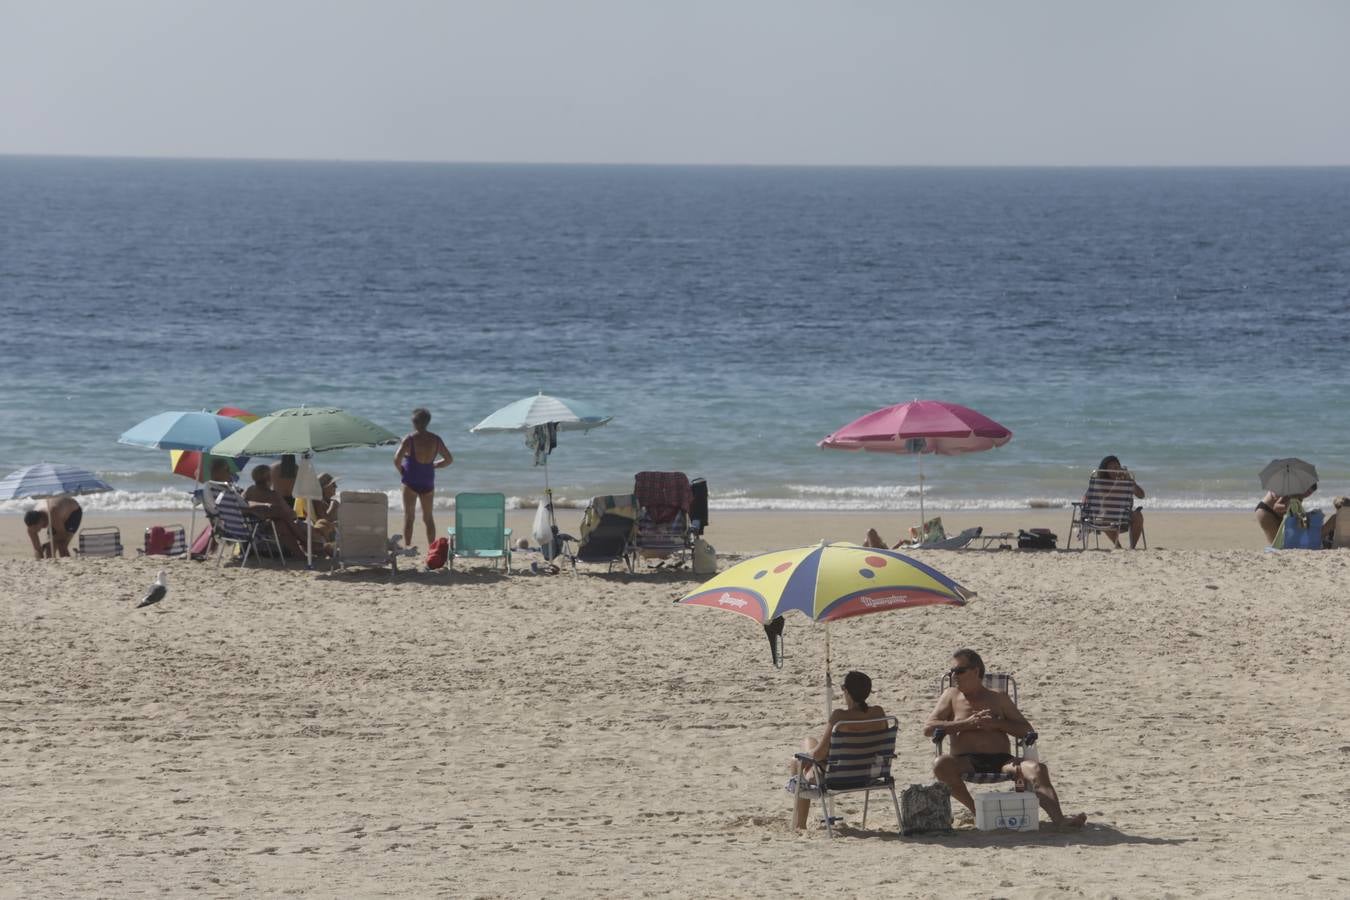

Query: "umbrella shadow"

xmin=570 ymin=567 xmax=705 ymax=585
xmin=831 ymin=821 xmax=1189 ymax=847
xmin=313 ymin=566 xmax=511 ymax=586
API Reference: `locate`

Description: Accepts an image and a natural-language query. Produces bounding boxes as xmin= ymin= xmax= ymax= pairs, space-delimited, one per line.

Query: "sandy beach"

xmin=3 ymin=510 xmax=1348 ymax=897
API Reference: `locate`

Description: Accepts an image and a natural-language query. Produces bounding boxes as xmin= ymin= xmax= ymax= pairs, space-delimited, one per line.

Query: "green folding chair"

xmin=447 ymin=492 xmax=512 ymax=572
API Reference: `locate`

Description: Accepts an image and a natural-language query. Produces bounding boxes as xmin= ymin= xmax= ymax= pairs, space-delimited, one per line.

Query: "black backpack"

xmin=1017 ymin=528 xmax=1057 ymax=550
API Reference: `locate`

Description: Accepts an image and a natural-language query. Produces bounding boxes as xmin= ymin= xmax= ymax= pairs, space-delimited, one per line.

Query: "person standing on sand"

xmin=926 ymin=648 xmax=1086 ymax=828
xmin=23 ymin=497 xmax=82 ymax=558
xmin=394 ymin=407 xmax=453 ymax=549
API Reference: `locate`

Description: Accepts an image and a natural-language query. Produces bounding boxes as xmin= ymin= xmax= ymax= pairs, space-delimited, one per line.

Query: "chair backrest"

xmin=454 ymin=492 xmax=507 ymax=552
xmin=939 ymin=671 xmax=1017 ymax=704
xmin=634 ymin=472 xmax=693 ymax=524
xmin=1335 ymin=506 xmax=1350 ymax=549
xmin=201 ymin=481 xmax=234 ymax=517
xmin=214 ymin=491 xmax=254 ymax=541
xmin=580 ymin=494 xmax=638 ymax=543
xmin=1083 ymin=469 xmax=1137 ymax=527
xmin=337 ymin=491 xmax=390 ymax=561
xmin=823 ymin=717 xmax=899 ymax=789
xmin=78 ymin=526 xmax=123 ymax=557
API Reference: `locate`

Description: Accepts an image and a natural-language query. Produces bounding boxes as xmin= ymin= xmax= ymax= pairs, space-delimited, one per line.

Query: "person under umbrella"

xmin=24 ymin=497 xmax=82 ymax=559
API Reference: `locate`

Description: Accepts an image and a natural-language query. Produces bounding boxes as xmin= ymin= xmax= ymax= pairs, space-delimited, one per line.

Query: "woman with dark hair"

xmin=1094 ymin=455 xmax=1146 ymax=549
xmin=787 ymin=670 xmax=886 ymax=831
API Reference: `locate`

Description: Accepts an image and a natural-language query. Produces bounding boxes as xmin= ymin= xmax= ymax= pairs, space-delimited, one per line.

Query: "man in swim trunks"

xmin=393 ymin=407 xmax=453 ymax=549
xmin=23 ymin=497 xmax=82 ymax=559
xmin=925 ymin=648 xmax=1086 ymax=828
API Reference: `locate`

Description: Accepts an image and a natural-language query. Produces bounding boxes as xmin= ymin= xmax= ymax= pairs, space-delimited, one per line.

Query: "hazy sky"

xmin=2 ymin=0 xmax=1347 ymax=165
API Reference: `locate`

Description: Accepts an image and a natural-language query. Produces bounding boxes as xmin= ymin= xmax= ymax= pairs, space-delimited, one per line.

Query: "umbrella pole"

xmin=189 ymin=453 xmax=202 ymax=548
xmin=917 ymin=454 xmax=925 ymax=532
xmin=304 ymin=452 xmax=314 ymax=570
xmin=47 ymin=497 xmax=57 ymax=562
xmin=823 ymin=623 xmax=833 ymax=723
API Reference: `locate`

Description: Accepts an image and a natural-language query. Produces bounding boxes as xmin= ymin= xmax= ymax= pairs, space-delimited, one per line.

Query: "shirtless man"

xmin=393 ymin=407 xmax=453 ymax=549
xmin=788 ymin=670 xmax=886 ymax=831
xmin=243 ymin=464 xmax=309 ymax=558
xmin=925 ymin=648 xmax=1086 ymax=828
xmin=23 ymin=498 xmax=82 ymax=559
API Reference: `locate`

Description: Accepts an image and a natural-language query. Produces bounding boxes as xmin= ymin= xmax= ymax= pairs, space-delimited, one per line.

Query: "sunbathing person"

xmin=925 ymin=648 xmax=1086 ymax=828
xmin=1094 ymin=456 xmax=1145 ymax=549
xmin=787 ymin=670 xmax=886 ymax=831
xmin=243 ymin=464 xmax=311 ymax=558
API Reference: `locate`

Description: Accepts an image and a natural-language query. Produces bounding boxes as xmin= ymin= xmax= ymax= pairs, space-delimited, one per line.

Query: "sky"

xmin=2 ymin=0 xmax=1348 ymax=166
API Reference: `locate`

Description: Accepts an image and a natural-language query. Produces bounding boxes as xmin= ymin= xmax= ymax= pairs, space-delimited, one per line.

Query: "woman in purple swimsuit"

xmin=393 ymin=407 xmax=453 ymax=549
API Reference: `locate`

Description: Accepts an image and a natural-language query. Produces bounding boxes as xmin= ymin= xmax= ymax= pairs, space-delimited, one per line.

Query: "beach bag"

xmin=1274 ymin=500 xmax=1323 ymax=549
xmin=144 ymin=526 xmax=175 ymax=556
xmin=900 ymin=781 xmax=953 ymax=835
xmin=1017 ymin=528 xmax=1057 ymax=550
xmin=426 ymin=537 xmax=449 ymax=570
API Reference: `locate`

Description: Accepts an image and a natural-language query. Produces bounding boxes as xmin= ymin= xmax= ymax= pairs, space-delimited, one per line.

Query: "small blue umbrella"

xmin=0 ymin=464 xmax=114 ymax=561
xmin=119 ymin=411 xmax=250 ymax=452
xmin=0 ymin=463 xmax=114 ymax=501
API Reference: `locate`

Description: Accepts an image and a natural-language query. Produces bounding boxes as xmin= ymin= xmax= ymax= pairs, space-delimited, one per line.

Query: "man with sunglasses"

xmin=924 ymin=648 xmax=1086 ymax=828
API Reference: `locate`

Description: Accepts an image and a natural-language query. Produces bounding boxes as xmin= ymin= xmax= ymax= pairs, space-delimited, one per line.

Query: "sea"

xmin=2 ymin=157 xmax=1348 ymax=515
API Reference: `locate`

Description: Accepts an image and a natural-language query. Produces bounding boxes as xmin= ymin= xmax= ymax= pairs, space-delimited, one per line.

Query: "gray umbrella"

xmin=1259 ymin=458 xmax=1318 ymax=497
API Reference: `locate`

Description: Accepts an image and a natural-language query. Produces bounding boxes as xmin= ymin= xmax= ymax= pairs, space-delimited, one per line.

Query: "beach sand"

xmin=3 ymin=510 xmax=1348 ymax=897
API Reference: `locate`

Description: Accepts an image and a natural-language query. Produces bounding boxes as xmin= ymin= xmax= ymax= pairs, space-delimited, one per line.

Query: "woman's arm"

xmin=435 ymin=437 xmax=454 ymax=468
xmin=393 ymin=436 xmax=409 ymax=473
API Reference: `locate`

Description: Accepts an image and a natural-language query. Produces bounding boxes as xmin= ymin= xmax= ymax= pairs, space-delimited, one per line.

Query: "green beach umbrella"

xmin=210 ymin=407 xmax=398 ymax=457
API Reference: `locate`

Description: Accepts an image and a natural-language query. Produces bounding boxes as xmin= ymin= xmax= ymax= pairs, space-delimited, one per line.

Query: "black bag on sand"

xmin=1017 ymin=528 xmax=1057 ymax=550
xmin=900 ymin=782 xmax=953 ymax=835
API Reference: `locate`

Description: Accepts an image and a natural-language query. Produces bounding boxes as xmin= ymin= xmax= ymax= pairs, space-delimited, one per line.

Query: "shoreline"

xmin=0 ymin=508 xmax=1269 ymax=560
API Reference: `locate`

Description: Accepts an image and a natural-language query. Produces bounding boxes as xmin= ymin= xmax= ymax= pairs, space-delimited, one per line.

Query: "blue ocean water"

xmin=1 ymin=157 xmax=1347 ymax=513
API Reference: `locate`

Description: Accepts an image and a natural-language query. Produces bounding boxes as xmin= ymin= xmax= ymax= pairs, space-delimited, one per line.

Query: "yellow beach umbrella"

xmin=678 ymin=542 xmax=972 ymax=718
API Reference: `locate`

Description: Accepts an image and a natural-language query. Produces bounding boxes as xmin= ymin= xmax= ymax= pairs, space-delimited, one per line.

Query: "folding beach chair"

xmin=213 ymin=489 xmax=273 ymax=568
xmin=333 ymin=491 xmax=398 ymax=575
xmin=931 ymin=672 xmax=1038 ymax=786
xmin=1333 ymin=504 xmax=1350 ymax=549
xmin=792 ymin=716 xmax=902 ymax=838
xmin=76 ymin=526 xmax=123 ymax=558
xmin=138 ymin=524 xmax=187 ymax=557
xmin=1067 ymin=469 xmax=1147 ymax=549
xmin=448 ymin=492 xmax=512 ymax=571
xmin=564 ymin=493 xmax=638 ymax=573
xmin=634 ymin=471 xmax=693 ymax=565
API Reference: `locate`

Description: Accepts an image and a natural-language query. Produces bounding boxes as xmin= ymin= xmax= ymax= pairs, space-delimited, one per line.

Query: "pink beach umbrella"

xmin=819 ymin=400 xmax=1012 ymax=526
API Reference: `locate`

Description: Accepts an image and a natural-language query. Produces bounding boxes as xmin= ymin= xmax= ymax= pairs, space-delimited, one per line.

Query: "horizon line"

xmin=3 ymin=151 xmax=1349 ymax=170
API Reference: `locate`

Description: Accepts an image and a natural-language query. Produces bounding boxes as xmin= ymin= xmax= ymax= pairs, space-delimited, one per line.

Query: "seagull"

xmin=137 ymin=570 xmax=168 ymax=608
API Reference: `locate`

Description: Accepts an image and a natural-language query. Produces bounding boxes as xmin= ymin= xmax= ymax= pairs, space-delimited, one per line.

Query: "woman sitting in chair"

xmin=1093 ymin=456 xmax=1145 ymax=549
xmin=786 ymin=671 xmax=885 ymax=831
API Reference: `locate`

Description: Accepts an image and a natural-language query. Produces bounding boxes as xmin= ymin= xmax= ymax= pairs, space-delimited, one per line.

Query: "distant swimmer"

xmin=24 ymin=497 xmax=82 ymax=559
xmin=394 ymin=407 xmax=453 ymax=550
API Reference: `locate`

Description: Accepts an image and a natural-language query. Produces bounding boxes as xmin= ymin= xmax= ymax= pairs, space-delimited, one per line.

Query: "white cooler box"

xmin=975 ymin=791 xmax=1039 ymax=832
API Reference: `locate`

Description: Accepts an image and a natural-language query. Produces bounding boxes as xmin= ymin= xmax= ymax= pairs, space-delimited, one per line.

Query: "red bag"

xmin=426 ymin=537 xmax=449 ymax=570
xmin=145 ymin=526 xmax=175 ymax=555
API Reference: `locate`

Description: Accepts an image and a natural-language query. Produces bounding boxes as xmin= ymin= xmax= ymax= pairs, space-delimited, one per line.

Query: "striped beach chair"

xmin=931 ymin=673 xmax=1038 ymax=785
xmin=138 ymin=524 xmax=187 ymax=557
xmin=213 ymin=489 xmax=279 ymax=568
xmin=1068 ymin=469 xmax=1146 ymax=549
xmin=792 ymin=716 xmax=902 ymax=837
xmin=77 ymin=526 xmax=124 ymax=558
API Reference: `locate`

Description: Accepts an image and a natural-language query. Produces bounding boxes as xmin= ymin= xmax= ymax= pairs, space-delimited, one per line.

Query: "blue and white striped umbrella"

xmin=0 ymin=463 xmax=114 ymax=501
xmin=118 ymin=410 xmax=250 ymax=451
xmin=469 ymin=393 xmax=612 ymax=434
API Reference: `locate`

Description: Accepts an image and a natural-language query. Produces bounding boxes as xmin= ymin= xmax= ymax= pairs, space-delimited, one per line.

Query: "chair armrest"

xmin=504 ymin=527 xmax=512 ymax=537
xmin=793 ymin=752 xmax=820 ymax=765
xmin=1024 ymin=730 xmax=1038 ymax=746
xmin=446 ymin=527 xmax=456 ymax=536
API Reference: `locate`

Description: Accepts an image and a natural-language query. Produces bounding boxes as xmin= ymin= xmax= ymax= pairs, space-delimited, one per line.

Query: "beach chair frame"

xmin=1068 ymin=468 xmax=1147 ymax=550
xmin=792 ymin=716 xmax=902 ymax=838
xmin=332 ymin=491 xmax=397 ymax=577
xmin=447 ymin=492 xmax=512 ymax=572
xmin=931 ymin=673 xmax=1038 ymax=786
xmin=565 ymin=494 xmax=639 ymax=574
xmin=76 ymin=526 xmax=124 ymax=558
xmin=634 ymin=471 xmax=693 ymax=566
xmin=212 ymin=490 xmax=284 ymax=569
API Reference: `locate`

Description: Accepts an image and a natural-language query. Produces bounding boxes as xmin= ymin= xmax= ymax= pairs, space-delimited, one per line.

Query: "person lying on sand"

xmin=925 ymin=648 xmax=1086 ymax=828
xmin=787 ymin=670 xmax=886 ymax=831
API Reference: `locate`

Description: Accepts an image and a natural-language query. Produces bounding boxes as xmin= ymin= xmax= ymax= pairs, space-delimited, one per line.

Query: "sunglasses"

xmin=949 ymin=665 xmax=974 ymax=676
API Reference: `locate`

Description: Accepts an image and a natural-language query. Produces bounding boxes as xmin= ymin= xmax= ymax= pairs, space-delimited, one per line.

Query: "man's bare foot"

xmin=1056 ymin=812 xmax=1087 ymax=828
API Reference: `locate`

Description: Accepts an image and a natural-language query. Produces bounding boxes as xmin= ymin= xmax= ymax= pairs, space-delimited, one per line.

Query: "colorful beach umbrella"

xmin=470 ymin=393 xmax=613 ymax=561
xmin=679 ymin=542 xmax=971 ymax=719
xmin=820 ymin=400 xmax=1012 ymax=526
xmin=119 ymin=410 xmax=251 ymax=453
xmin=169 ymin=406 xmax=258 ymax=480
xmin=0 ymin=463 xmax=114 ymax=562
xmin=210 ymin=407 xmax=398 ymax=457
xmin=1259 ymin=457 xmax=1318 ymax=497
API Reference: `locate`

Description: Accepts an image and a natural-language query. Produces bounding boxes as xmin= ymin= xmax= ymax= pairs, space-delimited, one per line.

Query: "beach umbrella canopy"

xmin=679 ymin=542 xmax=971 ymax=719
xmin=169 ymin=406 xmax=258 ymax=480
xmin=0 ymin=463 xmax=114 ymax=500
xmin=119 ymin=410 xmax=251 ymax=452
xmin=1260 ymin=458 xmax=1318 ymax=497
xmin=469 ymin=392 xmax=612 ymax=434
xmin=819 ymin=400 xmax=1012 ymax=526
xmin=210 ymin=407 xmax=398 ymax=457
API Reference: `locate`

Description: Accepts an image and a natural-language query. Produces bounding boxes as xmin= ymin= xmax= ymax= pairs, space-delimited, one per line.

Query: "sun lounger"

xmin=931 ymin=672 xmax=1038 ymax=786
xmin=333 ymin=491 xmax=397 ymax=575
xmin=564 ymin=494 xmax=638 ymax=573
xmin=448 ymin=492 xmax=512 ymax=571
xmin=76 ymin=526 xmax=123 ymax=558
xmin=791 ymin=716 xmax=902 ymax=838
